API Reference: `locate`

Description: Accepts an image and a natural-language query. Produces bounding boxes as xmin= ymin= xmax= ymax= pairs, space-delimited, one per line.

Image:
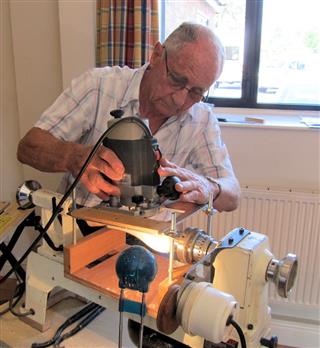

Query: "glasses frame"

xmin=163 ymin=47 xmax=209 ymax=102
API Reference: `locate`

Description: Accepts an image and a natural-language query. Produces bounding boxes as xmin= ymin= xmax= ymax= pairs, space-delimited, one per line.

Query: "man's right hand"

xmin=69 ymin=145 xmax=125 ymax=201
xmin=17 ymin=128 xmax=125 ymax=201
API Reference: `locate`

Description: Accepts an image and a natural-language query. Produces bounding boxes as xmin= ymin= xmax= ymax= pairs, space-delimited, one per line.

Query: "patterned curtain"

xmin=96 ymin=0 xmax=159 ymax=68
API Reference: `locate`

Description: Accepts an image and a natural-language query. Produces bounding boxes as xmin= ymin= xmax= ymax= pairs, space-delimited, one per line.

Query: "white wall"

xmin=0 ymin=0 xmax=96 ymax=202
xmin=9 ymin=0 xmax=64 ymax=193
xmin=58 ymin=0 xmax=97 ymax=89
xmin=221 ymin=125 xmax=319 ymax=192
xmin=1 ymin=0 xmax=24 ymax=201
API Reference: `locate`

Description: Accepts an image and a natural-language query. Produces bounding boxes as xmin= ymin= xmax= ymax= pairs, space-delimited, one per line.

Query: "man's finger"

xmin=159 ymin=158 xmax=177 ymax=168
xmin=180 ymin=190 xmax=207 ymax=204
xmin=95 ymin=191 xmax=110 ymax=201
xmin=85 ymin=170 xmax=121 ymax=196
xmin=98 ymin=147 xmax=125 ymax=174
xmin=175 ymin=181 xmax=198 ymax=193
xmin=158 ymin=166 xmax=189 ymax=180
xmin=100 ymin=162 xmax=123 ymax=181
xmin=96 ymin=174 xmax=121 ymax=196
xmin=179 ymin=191 xmax=200 ymax=204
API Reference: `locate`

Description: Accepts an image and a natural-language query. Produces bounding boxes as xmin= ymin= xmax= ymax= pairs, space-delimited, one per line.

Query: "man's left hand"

xmin=158 ymin=158 xmax=219 ymax=204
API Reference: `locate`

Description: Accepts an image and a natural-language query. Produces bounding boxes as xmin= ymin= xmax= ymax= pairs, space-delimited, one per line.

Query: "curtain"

xmin=96 ymin=0 xmax=159 ymax=68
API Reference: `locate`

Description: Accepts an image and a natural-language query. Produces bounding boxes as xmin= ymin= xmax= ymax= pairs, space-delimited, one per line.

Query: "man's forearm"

xmin=17 ymin=127 xmax=125 ymax=200
xmin=17 ymin=127 xmax=81 ymax=173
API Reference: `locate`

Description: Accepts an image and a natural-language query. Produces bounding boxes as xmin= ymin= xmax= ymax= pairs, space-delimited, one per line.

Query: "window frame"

xmin=161 ymin=0 xmax=320 ymax=111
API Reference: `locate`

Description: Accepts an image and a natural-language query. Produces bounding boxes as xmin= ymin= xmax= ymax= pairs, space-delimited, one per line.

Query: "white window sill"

xmin=214 ymin=107 xmax=320 ymax=131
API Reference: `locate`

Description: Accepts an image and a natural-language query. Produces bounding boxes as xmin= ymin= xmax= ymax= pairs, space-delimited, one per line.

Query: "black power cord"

xmin=0 ymin=117 xmax=152 ymax=286
xmin=54 ymin=306 xmax=105 ymax=347
xmin=228 ymin=317 xmax=247 ymax=348
xmin=31 ymin=302 xmax=104 ymax=348
xmin=0 ymin=272 xmax=34 ymax=318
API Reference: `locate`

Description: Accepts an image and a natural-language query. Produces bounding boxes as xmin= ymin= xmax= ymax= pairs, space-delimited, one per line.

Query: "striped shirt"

xmin=35 ymin=64 xmax=236 ymax=207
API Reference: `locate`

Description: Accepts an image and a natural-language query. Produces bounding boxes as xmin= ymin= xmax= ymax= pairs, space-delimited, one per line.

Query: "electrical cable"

xmin=0 ymin=271 xmax=33 ymax=317
xmin=8 ymin=272 xmax=34 ymax=317
xmin=0 ymin=281 xmax=24 ymax=316
xmin=32 ymin=212 xmax=63 ymax=252
xmin=54 ymin=305 xmax=105 ymax=346
xmin=48 ymin=302 xmax=99 ymax=344
xmin=31 ymin=302 xmax=104 ymax=348
xmin=229 ymin=317 xmax=247 ymax=348
xmin=31 ymin=302 xmax=99 ymax=347
xmin=9 ymin=287 xmax=34 ymax=317
xmin=0 ymin=117 xmax=151 ymax=285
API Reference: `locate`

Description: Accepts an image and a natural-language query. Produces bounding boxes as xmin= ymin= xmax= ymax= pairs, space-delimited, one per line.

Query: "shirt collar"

xmin=164 ymin=107 xmax=194 ymax=127
xmin=119 ymin=63 xmax=149 ymax=109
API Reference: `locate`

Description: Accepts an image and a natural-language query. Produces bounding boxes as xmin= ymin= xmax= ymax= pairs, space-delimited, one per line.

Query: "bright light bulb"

xmin=129 ymin=230 xmax=171 ymax=254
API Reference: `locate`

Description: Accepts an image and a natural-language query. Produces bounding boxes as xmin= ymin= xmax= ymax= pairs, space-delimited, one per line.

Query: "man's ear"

xmin=150 ymin=42 xmax=164 ymax=65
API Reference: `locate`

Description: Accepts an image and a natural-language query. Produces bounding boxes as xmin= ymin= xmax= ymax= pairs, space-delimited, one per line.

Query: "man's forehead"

xmin=176 ymin=39 xmax=216 ymax=58
xmin=171 ymin=43 xmax=217 ymax=86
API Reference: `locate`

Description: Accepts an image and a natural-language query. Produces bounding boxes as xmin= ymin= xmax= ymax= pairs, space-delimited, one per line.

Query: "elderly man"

xmin=17 ymin=22 xmax=240 ymax=213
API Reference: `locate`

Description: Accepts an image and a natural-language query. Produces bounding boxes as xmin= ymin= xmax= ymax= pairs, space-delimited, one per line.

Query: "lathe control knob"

xmin=110 ymin=109 xmax=124 ymax=118
xmin=16 ymin=180 xmax=42 ymax=209
xmin=157 ymin=176 xmax=181 ymax=200
xmin=260 ymin=335 xmax=278 ymax=348
xmin=266 ymin=253 xmax=298 ymax=298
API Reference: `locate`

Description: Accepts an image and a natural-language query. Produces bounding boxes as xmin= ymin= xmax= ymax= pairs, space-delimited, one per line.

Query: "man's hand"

xmin=158 ymin=158 xmax=219 ymax=204
xmin=69 ymin=145 xmax=125 ymax=201
xmin=17 ymin=128 xmax=125 ymax=201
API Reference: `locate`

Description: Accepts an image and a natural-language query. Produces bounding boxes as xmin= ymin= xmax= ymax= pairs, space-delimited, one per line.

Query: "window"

xmin=160 ymin=0 xmax=320 ymax=110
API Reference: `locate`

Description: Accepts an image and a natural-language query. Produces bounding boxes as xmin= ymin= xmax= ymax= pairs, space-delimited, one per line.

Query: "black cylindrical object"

xmin=157 ymin=176 xmax=181 ymax=200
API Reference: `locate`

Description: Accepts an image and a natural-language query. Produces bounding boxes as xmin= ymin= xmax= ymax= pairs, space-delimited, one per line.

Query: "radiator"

xmin=182 ymin=187 xmax=320 ymax=322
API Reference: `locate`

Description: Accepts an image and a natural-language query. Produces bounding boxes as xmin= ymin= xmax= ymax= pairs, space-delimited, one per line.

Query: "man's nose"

xmin=172 ymin=88 xmax=189 ymax=107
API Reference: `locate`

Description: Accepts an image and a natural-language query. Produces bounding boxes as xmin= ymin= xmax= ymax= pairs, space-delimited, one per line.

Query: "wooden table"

xmin=0 ymin=201 xmax=34 ymax=242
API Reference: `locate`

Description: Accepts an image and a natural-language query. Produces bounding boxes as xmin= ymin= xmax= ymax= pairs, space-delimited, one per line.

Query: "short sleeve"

xmin=35 ymin=69 xmax=101 ymax=142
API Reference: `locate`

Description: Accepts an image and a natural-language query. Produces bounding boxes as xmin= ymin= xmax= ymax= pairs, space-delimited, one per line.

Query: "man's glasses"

xmin=163 ymin=47 xmax=208 ymax=102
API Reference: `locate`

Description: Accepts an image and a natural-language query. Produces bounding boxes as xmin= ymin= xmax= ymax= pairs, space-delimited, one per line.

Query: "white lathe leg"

xmin=23 ymin=277 xmax=53 ymax=331
xmin=22 ymin=252 xmax=57 ymax=331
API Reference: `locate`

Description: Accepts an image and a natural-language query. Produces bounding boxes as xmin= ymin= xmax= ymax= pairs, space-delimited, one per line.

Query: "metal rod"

xmin=71 ymin=188 xmax=77 ymax=210
xmin=168 ymin=212 xmax=177 ymax=283
xmin=72 ymin=189 xmax=77 ymax=245
xmin=207 ymin=214 xmax=213 ymax=237
xmin=207 ymin=191 xmax=214 ymax=237
xmin=170 ymin=211 xmax=177 ymax=233
xmin=169 ymin=237 xmax=175 ymax=283
xmin=118 ymin=289 xmax=124 ymax=348
xmin=139 ymin=292 xmax=145 ymax=348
